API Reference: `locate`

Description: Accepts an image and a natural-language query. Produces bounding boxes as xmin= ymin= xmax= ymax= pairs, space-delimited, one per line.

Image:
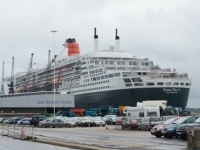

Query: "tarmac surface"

xmin=0 ymin=136 xmax=76 ymax=150
xmin=0 ymin=124 xmax=188 ymax=150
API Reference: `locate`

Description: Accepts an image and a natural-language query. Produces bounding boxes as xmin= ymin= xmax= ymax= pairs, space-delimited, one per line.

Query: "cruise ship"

xmin=8 ymin=28 xmax=191 ymax=109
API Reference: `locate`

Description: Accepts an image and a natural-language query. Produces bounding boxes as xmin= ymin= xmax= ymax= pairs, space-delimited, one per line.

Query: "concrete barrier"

xmin=187 ymin=127 xmax=200 ymax=149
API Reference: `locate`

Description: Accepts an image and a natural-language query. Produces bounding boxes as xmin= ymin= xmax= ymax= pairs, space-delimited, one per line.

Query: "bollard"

xmin=2 ymin=124 xmax=3 ymax=136
xmin=32 ymin=126 xmax=34 ymax=140
xmin=14 ymin=124 xmax=15 ymax=139
xmin=187 ymin=127 xmax=200 ymax=149
xmin=7 ymin=125 xmax=9 ymax=137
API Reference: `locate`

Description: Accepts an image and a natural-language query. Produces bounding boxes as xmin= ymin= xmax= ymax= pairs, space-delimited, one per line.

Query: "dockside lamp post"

xmin=51 ymin=30 xmax=57 ymax=117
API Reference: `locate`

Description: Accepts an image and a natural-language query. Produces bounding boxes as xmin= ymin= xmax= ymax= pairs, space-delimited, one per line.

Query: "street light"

xmin=51 ymin=30 xmax=57 ymax=117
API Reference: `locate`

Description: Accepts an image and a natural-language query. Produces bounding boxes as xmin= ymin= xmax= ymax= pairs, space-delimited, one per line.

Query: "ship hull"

xmin=75 ymin=87 xmax=190 ymax=109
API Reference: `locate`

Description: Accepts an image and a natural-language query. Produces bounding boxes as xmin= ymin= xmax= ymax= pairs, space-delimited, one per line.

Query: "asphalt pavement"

xmin=31 ymin=125 xmax=187 ymax=150
xmin=0 ymin=136 xmax=77 ymax=150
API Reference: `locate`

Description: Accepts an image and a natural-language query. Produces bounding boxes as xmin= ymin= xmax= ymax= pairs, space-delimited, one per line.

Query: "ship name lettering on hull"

xmin=163 ymin=88 xmax=180 ymax=94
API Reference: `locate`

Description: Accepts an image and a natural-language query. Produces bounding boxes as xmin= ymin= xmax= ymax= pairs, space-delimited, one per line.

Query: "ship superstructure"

xmin=10 ymin=28 xmax=191 ymax=109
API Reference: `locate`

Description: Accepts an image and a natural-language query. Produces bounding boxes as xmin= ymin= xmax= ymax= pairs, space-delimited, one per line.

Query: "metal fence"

xmin=0 ymin=124 xmax=34 ymax=140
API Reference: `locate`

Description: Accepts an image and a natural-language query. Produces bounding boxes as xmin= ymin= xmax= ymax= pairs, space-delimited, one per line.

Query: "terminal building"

xmin=0 ymin=91 xmax=74 ymax=117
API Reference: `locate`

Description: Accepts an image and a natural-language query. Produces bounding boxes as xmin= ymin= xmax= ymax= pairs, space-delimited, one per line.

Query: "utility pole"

xmin=51 ymin=30 xmax=57 ymax=117
xmin=1 ymin=62 xmax=5 ymax=95
xmin=45 ymin=50 xmax=52 ymax=91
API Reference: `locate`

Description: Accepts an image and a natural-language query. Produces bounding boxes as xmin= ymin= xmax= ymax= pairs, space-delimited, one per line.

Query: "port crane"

xmin=0 ymin=62 xmax=5 ymax=95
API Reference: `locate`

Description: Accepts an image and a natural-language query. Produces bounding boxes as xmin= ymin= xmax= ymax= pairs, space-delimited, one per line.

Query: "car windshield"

xmin=194 ymin=117 xmax=200 ymax=123
xmin=163 ymin=117 xmax=179 ymax=125
xmin=150 ymin=118 xmax=161 ymax=121
xmin=172 ymin=117 xmax=188 ymax=124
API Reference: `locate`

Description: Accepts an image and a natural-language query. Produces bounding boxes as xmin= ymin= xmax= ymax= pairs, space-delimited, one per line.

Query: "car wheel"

xmin=156 ymin=135 xmax=161 ymax=138
xmin=49 ymin=124 xmax=54 ymax=128
xmin=41 ymin=124 xmax=45 ymax=128
xmin=129 ymin=126 xmax=131 ymax=130
xmin=65 ymin=124 xmax=70 ymax=128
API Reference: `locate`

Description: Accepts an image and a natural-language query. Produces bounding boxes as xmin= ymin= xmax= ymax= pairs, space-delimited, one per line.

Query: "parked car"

xmin=103 ymin=115 xmax=116 ymax=122
xmin=116 ymin=116 xmax=126 ymax=125
xmin=160 ymin=116 xmax=174 ymax=122
xmin=0 ymin=117 xmax=4 ymax=123
xmin=30 ymin=115 xmax=46 ymax=127
xmin=64 ymin=117 xmax=76 ymax=128
xmin=92 ymin=117 xmax=105 ymax=127
xmin=176 ymin=117 xmax=200 ymax=140
xmin=19 ymin=118 xmax=31 ymax=125
xmin=138 ymin=117 xmax=162 ymax=131
xmin=179 ymin=111 xmax=191 ymax=117
xmin=161 ymin=116 xmax=199 ymax=139
xmin=121 ymin=119 xmax=139 ymax=130
xmin=105 ymin=116 xmax=117 ymax=125
xmin=10 ymin=117 xmax=22 ymax=124
xmin=151 ymin=117 xmax=180 ymax=138
xmin=45 ymin=118 xmax=67 ymax=128
xmin=80 ymin=117 xmax=94 ymax=127
xmin=3 ymin=118 xmax=11 ymax=124
xmin=38 ymin=118 xmax=53 ymax=128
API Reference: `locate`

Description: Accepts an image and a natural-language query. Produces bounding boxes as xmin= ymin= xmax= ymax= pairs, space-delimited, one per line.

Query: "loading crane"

xmin=0 ymin=62 xmax=5 ymax=95
xmin=23 ymin=53 xmax=34 ymax=92
xmin=9 ymin=57 xmax=14 ymax=94
xmin=44 ymin=50 xmax=53 ymax=91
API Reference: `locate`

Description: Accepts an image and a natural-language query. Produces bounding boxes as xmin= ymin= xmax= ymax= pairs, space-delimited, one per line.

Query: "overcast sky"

xmin=0 ymin=0 xmax=199 ymax=108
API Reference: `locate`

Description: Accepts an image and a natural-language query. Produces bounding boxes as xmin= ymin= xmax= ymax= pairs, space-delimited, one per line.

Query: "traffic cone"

xmin=21 ymin=128 xmax=26 ymax=140
xmin=105 ymin=123 xmax=108 ymax=129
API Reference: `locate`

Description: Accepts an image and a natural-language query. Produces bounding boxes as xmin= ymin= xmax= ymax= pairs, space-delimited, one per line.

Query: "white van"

xmin=126 ymin=106 xmax=160 ymax=121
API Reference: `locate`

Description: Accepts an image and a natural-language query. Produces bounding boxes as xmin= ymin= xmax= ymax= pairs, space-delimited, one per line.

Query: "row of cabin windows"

xmin=125 ymin=82 xmax=190 ymax=87
xmin=83 ymin=72 xmax=121 ymax=83
xmin=91 ymin=73 xmax=121 ymax=81
xmin=72 ymin=86 xmax=110 ymax=93
xmin=89 ymin=68 xmax=104 ymax=74
xmin=77 ymin=91 xmax=116 ymax=97
xmin=123 ymin=78 xmax=143 ymax=83
xmin=72 ymin=80 xmax=110 ymax=89
xmin=90 ymin=61 xmax=150 ymax=66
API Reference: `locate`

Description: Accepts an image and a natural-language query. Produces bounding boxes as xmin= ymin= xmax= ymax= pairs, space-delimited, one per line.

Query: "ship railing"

xmin=0 ymin=91 xmax=61 ymax=98
xmin=144 ymin=75 xmax=190 ymax=81
xmin=106 ymin=67 xmax=173 ymax=72
xmin=0 ymin=123 xmax=35 ymax=140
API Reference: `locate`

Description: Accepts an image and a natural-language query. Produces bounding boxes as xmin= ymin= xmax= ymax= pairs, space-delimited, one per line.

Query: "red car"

xmin=151 ymin=117 xmax=180 ymax=138
xmin=121 ymin=119 xmax=139 ymax=130
xmin=116 ymin=116 xmax=127 ymax=125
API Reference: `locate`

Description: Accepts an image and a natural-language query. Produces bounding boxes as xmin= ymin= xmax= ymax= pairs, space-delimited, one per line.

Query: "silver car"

xmin=38 ymin=118 xmax=53 ymax=128
xmin=46 ymin=118 xmax=66 ymax=128
xmin=138 ymin=117 xmax=162 ymax=131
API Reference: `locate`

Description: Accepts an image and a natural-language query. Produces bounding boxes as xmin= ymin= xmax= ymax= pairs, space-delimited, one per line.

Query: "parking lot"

xmin=19 ymin=125 xmax=187 ymax=150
